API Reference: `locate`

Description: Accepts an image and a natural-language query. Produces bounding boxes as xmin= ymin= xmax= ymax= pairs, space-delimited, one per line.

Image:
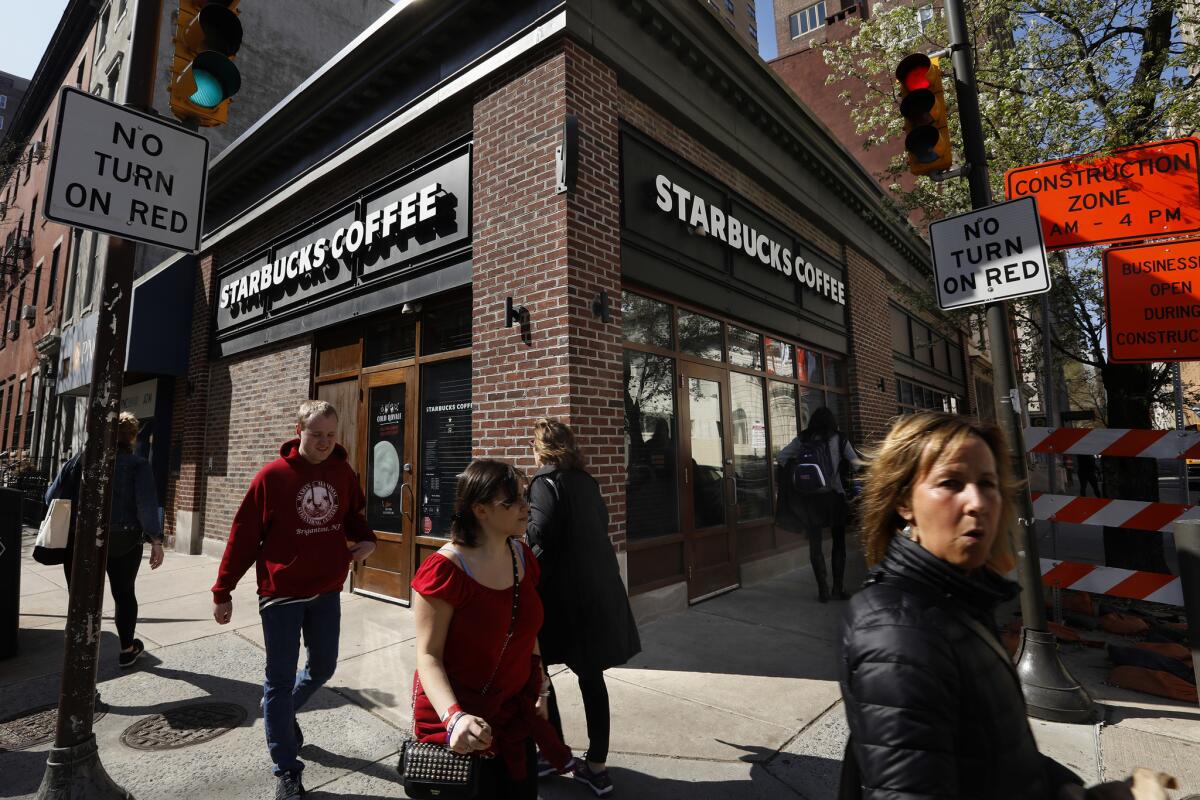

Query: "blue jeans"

xmin=260 ymin=591 xmax=341 ymax=775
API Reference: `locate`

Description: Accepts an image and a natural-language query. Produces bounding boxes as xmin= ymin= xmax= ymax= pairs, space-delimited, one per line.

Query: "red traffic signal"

xmin=895 ymin=54 xmax=952 ymax=175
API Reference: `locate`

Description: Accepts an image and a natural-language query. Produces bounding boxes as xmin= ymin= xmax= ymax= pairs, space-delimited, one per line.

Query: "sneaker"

xmin=294 ymin=719 xmax=304 ymax=749
xmin=118 ymin=640 xmax=145 ymax=669
xmin=573 ymin=762 xmax=614 ymax=797
xmin=537 ymin=753 xmax=578 ymax=778
xmin=275 ymin=770 xmax=304 ymax=800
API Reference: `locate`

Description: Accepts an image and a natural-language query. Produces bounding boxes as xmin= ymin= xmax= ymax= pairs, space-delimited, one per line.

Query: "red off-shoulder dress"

xmin=410 ymin=538 xmax=570 ymax=779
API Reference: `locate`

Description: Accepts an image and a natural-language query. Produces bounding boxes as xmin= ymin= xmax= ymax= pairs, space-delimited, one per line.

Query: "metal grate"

xmin=119 ymin=702 xmax=247 ymax=751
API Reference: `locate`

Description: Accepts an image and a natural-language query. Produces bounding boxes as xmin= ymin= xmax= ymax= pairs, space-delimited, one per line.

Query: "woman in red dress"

xmin=411 ymin=459 xmax=572 ymax=799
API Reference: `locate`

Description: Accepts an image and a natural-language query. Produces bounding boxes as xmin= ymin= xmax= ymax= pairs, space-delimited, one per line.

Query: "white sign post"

xmin=929 ymin=196 xmax=1050 ymax=310
xmin=44 ymin=87 xmax=209 ymax=253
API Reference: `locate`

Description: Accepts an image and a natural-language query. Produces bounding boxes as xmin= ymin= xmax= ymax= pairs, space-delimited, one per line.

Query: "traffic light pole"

xmin=943 ymin=0 xmax=1096 ymax=723
xmin=36 ymin=1 xmax=164 ymax=797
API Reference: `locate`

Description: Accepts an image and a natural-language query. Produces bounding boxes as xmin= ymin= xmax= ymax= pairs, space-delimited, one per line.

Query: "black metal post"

xmin=35 ymin=0 xmax=163 ymax=797
xmin=1175 ymin=520 xmax=1200 ymax=706
xmin=0 ymin=488 xmax=21 ymax=660
xmin=944 ymin=0 xmax=1096 ymax=722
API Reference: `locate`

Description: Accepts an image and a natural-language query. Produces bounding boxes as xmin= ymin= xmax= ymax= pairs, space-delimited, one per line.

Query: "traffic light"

xmin=169 ymin=0 xmax=242 ymax=127
xmin=894 ymin=53 xmax=952 ymax=176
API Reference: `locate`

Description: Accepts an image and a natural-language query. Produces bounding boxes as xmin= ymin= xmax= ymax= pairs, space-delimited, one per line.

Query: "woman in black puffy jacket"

xmin=839 ymin=412 xmax=1105 ymax=799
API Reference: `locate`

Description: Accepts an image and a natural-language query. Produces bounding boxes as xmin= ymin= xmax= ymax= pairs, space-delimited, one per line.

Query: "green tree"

xmin=822 ymin=0 xmax=1200 ymax=570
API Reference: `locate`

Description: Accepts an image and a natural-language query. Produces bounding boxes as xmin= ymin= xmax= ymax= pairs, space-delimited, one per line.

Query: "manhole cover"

xmin=120 ymin=702 xmax=246 ymax=750
xmin=0 ymin=702 xmax=108 ymax=751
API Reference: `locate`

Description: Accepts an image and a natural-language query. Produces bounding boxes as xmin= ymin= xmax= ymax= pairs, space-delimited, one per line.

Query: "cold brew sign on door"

xmin=368 ymin=385 xmax=406 ymax=528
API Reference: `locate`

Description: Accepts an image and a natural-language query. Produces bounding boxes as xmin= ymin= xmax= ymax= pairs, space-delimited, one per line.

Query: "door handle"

xmin=400 ymin=479 xmax=415 ymax=522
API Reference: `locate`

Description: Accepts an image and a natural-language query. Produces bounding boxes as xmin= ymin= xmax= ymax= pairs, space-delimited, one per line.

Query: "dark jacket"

xmin=525 ymin=466 xmax=641 ymax=672
xmin=46 ymin=451 xmax=163 ymax=551
xmin=839 ymin=535 xmax=1080 ymax=800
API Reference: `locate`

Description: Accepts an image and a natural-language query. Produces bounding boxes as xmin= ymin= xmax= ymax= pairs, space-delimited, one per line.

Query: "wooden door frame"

xmin=677 ymin=360 xmax=739 ymax=602
xmin=351 ymin=365 xmax=418 ymax=604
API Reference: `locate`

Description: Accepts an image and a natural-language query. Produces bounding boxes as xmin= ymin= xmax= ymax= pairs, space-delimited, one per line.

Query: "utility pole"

xmin=36 ymin=0 xmax=163 ymax=796
xmin=944 ymin=0 xmax=1096 ymax=722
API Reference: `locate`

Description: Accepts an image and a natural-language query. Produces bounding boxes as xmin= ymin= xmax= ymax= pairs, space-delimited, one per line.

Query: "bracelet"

xmin=439 ymin=702 xmax=463 ymax=723
xmin=444 ymin=711 xmax=466 ymax=746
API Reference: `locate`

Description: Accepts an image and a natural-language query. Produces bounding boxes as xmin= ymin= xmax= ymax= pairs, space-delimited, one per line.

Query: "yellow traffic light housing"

xmin=169 ymin=0 xmax=242 ymax=127
xmin=895 ymin=53 xmax=952 ymax=176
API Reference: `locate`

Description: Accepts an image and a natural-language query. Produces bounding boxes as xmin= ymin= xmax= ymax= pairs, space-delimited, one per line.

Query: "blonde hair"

xmin=859 ymin=412 xmax=1017 ymax=573
xmin=117 ymin=411 xmax=139 ymax=452
xmin=532 ymin=418 xmax=585 ymax=471
xmin=297 ymin=399 xmax=337 ymax=430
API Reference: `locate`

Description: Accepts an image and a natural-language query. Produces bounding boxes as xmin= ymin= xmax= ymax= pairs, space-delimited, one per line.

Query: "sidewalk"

xmin=2 ymin=528 xmax=1198 ymax=799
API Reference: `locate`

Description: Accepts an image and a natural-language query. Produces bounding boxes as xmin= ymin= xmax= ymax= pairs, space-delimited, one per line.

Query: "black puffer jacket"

xmin=526 ymin=466 xmax=641 ymax=672
xmin=839 ymin=535 xmax=1080 ymax=799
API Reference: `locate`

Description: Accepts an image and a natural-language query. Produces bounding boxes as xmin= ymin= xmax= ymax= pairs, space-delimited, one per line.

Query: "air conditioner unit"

xmin=0 ymin=202 xmax=7 ymax=218
xmin=31 ymin=141 xmax=46 ymax=162
xmin=5 ymin=321 xmax=18 ymax=338
xmin=19 ymin=305 xmax=36 ymax=321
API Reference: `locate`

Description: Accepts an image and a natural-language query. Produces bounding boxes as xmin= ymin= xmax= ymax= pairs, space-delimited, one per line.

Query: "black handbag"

xmin=397 ymin=540 xmax=522 ymax=798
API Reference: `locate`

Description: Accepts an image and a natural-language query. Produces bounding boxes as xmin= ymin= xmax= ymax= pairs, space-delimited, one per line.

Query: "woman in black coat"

xmin=840 ymin=412 xmax=1120 ymax=800
xmin=526 ymin=418 xmax=640 ymax=797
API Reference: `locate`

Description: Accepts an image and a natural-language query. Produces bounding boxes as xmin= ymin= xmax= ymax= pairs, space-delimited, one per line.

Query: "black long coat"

xmin=839 ymin=535 xmax=1081 ymax=800
xmin=526 ymin=466 xmax=641 ymax=672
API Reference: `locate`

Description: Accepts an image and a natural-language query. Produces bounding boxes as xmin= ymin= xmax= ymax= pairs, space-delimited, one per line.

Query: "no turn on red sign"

xmin=1104 ymin=237 xmax=1200 ymax=363
xmin=43 ymin=87 xmax=208 ymax=252
xmin=928 ymin=196 xmax=1051 ymax=310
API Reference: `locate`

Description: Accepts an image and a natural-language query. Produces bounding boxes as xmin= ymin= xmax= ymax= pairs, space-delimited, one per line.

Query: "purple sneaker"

xmin=573 ymin=762 xmax=614 ymax=797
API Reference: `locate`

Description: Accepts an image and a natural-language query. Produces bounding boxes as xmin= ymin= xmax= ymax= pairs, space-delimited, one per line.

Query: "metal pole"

xmin=1174 ymin=364 xmax=1189 ymax=505
xmin=1172 ymin=520 xmax=1200 ymax=706
xmin=1040 ymin=292 xmax=1059 ymax=563
xmin=945 ymin=0 xmax=1096 ymax=722
xmin=36 ymin=0 xmax=162 ymax=797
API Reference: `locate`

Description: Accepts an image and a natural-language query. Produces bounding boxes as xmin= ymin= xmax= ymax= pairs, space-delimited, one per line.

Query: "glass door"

xmin=352 ymin=366 xmax=417 ymax=603
xmin=678 ymin=362 xmax=739 ymax=601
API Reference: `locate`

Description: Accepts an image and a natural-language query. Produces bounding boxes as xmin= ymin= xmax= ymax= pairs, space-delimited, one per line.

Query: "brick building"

xmin=147 ymin=0 xmax=972 ymax=617
xmin=0 ymin=0 xmax=391 ymax=503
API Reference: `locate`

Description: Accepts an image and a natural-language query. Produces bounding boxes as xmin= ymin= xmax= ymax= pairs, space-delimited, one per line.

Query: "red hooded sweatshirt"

xmin=212 ymin=439 xmax=375 ymax=603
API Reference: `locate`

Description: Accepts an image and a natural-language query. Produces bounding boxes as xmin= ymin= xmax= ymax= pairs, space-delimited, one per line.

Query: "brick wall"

xmin=845 ymin=244 xmax=895 ymax=443
xmin=470 ymin=43 xmax=627 ymax=547
xmin=164 ymin=252 xmax=216 ymax=546
xmin=564 ymin=43 xmax=625 ymax=546
xmin=200 ymin=338 xmax=314 ymax=543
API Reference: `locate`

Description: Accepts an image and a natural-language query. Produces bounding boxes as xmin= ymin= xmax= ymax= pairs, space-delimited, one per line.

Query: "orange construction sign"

xmin=1103 ymin=237 xmax=1200 ymax=362
xmin=1005 ymin=138 xmax=1200 ymax=250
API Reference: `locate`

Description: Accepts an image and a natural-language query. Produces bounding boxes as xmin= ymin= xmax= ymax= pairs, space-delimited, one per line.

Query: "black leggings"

xmin=808 ymin=522 xmax=846 ymax=587
xmin=546 ymin=668 xmax=611 ymax=764
xmin=63 ymin=542 xmax=144 ymax=649
xmin=477 ymin=738 xmax=537 ymax=800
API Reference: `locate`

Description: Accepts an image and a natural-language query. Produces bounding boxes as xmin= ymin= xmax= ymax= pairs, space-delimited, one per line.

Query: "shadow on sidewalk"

xmin=302 ymin=744 xmax=402 ymax=798
xmin=0 ymin=749 xmax=53 ymax=798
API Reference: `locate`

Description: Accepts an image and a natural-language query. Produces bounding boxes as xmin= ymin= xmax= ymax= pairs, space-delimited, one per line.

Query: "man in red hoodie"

xmin=212 ymin=400 xmax=376 ymax=800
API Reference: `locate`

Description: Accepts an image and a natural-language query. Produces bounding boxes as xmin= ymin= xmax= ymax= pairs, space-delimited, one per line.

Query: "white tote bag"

xmin=36 ymin=498 xmax=72 ymax=550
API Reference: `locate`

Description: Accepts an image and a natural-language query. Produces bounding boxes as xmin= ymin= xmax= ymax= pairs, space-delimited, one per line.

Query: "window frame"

xmin=789 ymin=0 xmax=827 ymax=40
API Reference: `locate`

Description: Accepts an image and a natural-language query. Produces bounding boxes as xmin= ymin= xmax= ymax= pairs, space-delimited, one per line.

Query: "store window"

xmin=897 ymin=377 xmax=961 ymax=415
xmin=731 ymin=372 xmax=771 ymax=520
xmin=678 ymin=309 xmax=722 ymax=362
xmin=622 ymin=292 xmax=672 ymax=349
xmin=421 ymin=295 xmax=471 ymax=354
xmin=624 ymin=350 xmax=678 ymax=538
xmin=728 ymin=325 xmax=763 ymax=370
xmin=363 ymin=314 xmax=416 ymax=366
xmin=621 ymin=289 xmax=848 ymax=544
xmin=420 ymin=358 xmax=472 ymax=538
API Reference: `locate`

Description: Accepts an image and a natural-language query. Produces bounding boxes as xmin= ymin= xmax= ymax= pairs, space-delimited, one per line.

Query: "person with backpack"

xmin=776 ymin=406 xmax=860 ymax=603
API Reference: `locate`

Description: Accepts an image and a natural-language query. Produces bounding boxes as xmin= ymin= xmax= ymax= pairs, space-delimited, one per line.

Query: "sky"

xmin=1 ymin=0 xmax=69 ymax=79
xmin=1 ymin=0 xmax=777 ymax=80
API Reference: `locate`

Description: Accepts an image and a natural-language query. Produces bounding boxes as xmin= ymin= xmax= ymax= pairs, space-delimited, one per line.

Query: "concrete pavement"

xmin=3 ymin=527 xmax=1198 ymax=799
